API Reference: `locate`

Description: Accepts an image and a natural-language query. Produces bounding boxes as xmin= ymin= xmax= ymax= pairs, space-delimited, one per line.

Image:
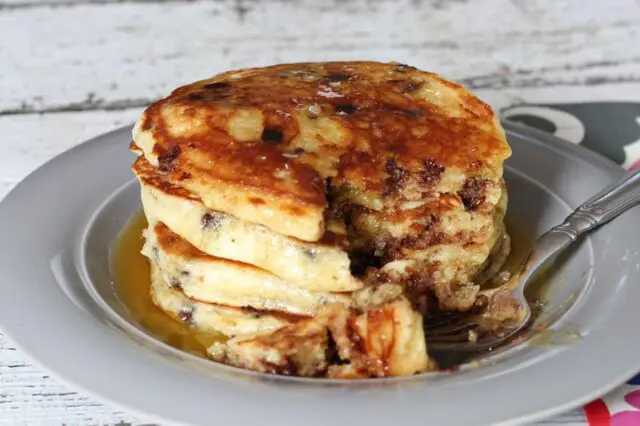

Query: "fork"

xmin=426 ymin=167 xmax=640 ymax=353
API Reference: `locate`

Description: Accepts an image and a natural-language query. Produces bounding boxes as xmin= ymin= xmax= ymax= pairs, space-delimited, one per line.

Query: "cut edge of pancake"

xmin=208 ymin=283 xmax=435 ymax=378
xmin=149 ymin=260 xmax=294 ymax=338
xmin=133 ymin=154 xmax=363 ymax=292
xmin=143 ymin=221 xmax=353 ymax=316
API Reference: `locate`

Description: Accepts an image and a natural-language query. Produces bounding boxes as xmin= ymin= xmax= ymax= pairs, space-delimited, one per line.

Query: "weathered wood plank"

xmin=0 ymin=353 xmax=139 ymax=424
xmin=1 ymin=0 xmax=191 ymax=6
xmin=1 ymin=0 xmax=639 ymax=114
xmin=0 ymin=109 xmax=141 ymax=200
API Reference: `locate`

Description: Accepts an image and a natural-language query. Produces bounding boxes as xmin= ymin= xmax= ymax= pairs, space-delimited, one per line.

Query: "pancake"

xmin=132 ymin=61 xmax=510 ymax=243
xmin=149 ymin=260 xmax=293 ymax=338
xmin=354 ymin=186 xmax=509 ymax=311
xmin=208 ymin=284 xmax=433 ymax=377
xmin=143 ymin=221 xmax=352 ymax=316
xmin=130 ymin=61 xmax=513 ymax=377
xmin=134 ymin=155 xmax=362 ymax=292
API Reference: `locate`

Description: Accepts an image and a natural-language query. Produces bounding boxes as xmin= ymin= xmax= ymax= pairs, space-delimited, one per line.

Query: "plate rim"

xmin=0 ymin=121 xmax=637 ymax=426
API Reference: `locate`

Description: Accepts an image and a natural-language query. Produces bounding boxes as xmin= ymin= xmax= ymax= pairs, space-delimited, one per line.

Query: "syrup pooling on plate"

xmin=111 ymin=210 xmax=542 ymax=365
xmin=111 ymin=211 xmax=226 ymax=357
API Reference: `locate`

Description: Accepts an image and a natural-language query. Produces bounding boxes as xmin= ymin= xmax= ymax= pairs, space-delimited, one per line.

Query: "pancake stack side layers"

xmin=130 ymin=61 xmax=512 ymax=378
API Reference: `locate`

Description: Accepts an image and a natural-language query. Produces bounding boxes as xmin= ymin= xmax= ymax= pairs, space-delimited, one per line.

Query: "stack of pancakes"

xmin=134 ymin=156 xmax=358 ymax=333
xmin=130 ymin=61 xmax=511 ymax=377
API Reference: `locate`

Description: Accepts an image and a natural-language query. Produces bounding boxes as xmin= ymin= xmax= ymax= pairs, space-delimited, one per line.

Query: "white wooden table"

xmin=1 ymin=0 xmax=639 ymax=423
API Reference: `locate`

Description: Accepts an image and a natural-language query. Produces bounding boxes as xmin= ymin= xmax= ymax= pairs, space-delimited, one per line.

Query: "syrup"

xmin=111 ymin=211 xmax=541 ymax=359
xmin=111 ymin=211 xmax=221 ymax=358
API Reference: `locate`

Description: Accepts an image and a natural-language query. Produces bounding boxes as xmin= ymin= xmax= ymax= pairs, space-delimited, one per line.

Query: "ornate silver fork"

xmin=426 ymin=167 xmax=640 ymax=353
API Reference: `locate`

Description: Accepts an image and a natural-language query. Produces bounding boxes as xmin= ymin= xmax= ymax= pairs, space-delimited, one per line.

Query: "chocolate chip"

xmin=383 ymin=157 xmax=408 ymax=196
xmin=421 ymin=159 xmax=444 ymax=184
xmin=334 ymin=103 xmax=357 ymax=116
xmin=325 ymin=330 xmax=343 ymax=365
xmin=349 ymin=251 xmax=381 ymax=276
xmin=303 ymin=248 xmax=318 ymax=259
xmin=178 ymin=307 xmax=194 ymax=324
xmin=203 ymin=81 xmax=231 ymax=90
xmin=169 ymin=277 xmax=182 ymax=289
xmin=262 ymin=128 xmax=284 ymax=145
xmin=458 ymin=177 xmax=488 ymax=211
xmin=187 ymin=93 xmax=205 ymax=101
xmin=157 ymin=145 xmax=181 ymax=173
xmin=201 ymin=212 xmax=223 ymax=230
xmin=327 ymin=72 xmax=351 ymax=82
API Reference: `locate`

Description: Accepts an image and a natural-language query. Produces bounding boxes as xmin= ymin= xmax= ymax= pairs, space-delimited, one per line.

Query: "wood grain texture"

xmin=1 ymin=0 xmax=639 ymax=115
xmin=2 ymin=0 xmax=639 ymax=424
xmin=0 ymin=352 xmax=138 ymax=425
xmin=0 ymin=109 xmax=141 ymax=200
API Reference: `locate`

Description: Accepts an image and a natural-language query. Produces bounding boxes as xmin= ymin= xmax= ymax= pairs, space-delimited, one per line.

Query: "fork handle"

xmin=553 ymin=167 xmax=640 ymax=238
xmin=525 ymin=167 xmax=640 ymax=275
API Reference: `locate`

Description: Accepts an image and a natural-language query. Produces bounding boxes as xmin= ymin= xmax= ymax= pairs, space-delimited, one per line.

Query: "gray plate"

xmin=1 ymin=121 xmax=639 ymax=426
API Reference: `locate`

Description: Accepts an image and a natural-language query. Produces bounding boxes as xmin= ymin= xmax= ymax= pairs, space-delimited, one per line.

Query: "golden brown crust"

xmin=133 ymin=154 xmax=199 ymax=201
xmin=153 ymin=220 xmax=232 ymax=264
xmin=132 ymin=154 xmax=349 ymax=249
xmin=134 ymin=61 xmax=510 ymax=240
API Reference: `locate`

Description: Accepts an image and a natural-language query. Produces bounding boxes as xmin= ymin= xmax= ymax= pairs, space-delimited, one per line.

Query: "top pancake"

xmin=133 ymin=61 xmax=511 ymax=241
